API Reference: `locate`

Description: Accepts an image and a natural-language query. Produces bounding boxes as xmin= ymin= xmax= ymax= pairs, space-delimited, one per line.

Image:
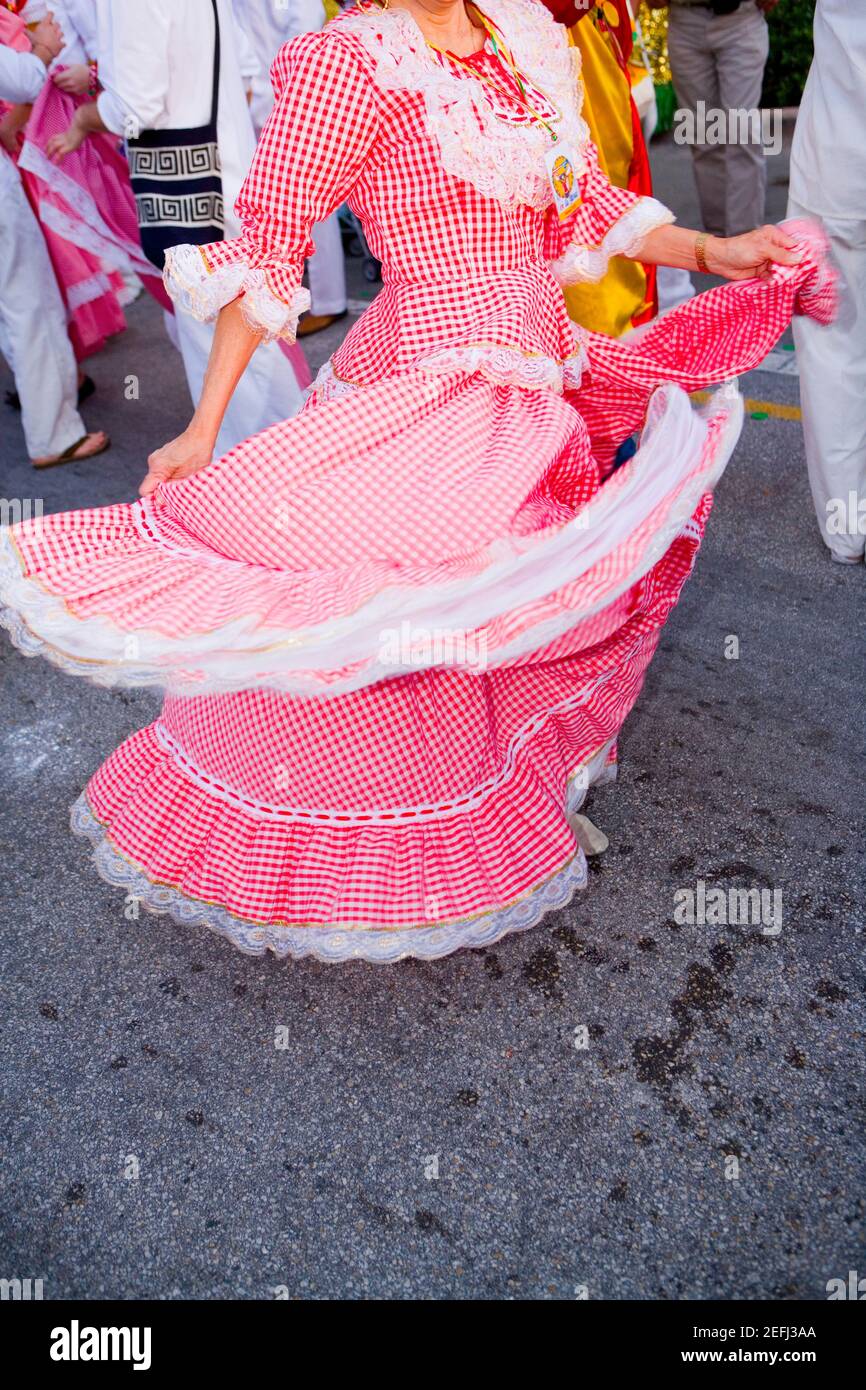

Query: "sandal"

xmin=32 ymin=431 xmax=110 ymax=469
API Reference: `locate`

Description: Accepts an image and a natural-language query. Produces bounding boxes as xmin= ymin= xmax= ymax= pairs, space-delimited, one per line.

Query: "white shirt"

xmin=0 ymin=43 xmax=46 ymax=104
xmin=94 ymin=0 xmax=257 ymax=233
xmin=0 ymin=46 xmax=46 ymax=195
xmin=54 ymin=0 xmax=99 ymax=65
xmin=232 ymin=0 xmax=324 ymax=131
xmin=789 ymin=0 xmax=866 ymax=220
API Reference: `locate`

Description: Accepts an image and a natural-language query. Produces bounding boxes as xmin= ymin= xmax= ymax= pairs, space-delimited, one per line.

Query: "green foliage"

xmin=762 ymin=0 xmax=816 ymax=108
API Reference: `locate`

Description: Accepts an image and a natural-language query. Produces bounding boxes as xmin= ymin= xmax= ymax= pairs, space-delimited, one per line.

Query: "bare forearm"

xmin=631 ymin=220 xmax=803 ymax=283
xmin=141 ymin=298 xmax=264 ymax=496
xmin=71 ymin=100 xmax=108 ymax=137
xmin=187 ymin=297 xmax=263 ymax=447
xmin=631 ymin=223 xmax=711 ymax=273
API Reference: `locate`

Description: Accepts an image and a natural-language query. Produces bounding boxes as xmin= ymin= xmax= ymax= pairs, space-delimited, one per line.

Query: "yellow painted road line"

xmin=690 ymin=391 xmax=802 ymax=422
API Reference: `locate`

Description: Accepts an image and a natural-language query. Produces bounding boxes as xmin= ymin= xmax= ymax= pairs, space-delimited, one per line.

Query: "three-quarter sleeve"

xmin=543 ymin=137 xmax=673 ymax=286
xmin=164 ymin=30 xmax=380 ymax=341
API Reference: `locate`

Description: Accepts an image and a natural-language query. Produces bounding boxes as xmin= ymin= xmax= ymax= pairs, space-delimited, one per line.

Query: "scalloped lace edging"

xmin=163 ymin=243 xmax=311 ymax=342
xmin=549 ymin=198 xmax=675 ymax=286
xmin=68 ymin=756 xmax=615 ymax=962
xmin=310 ymin=336 xmax=591 ymax=398
xmin=414 ymin=340 xmax=589 ymax=392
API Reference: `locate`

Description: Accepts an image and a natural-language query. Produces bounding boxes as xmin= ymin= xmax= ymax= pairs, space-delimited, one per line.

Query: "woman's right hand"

xmin=139 ymin=429 xmax=214 ymax=498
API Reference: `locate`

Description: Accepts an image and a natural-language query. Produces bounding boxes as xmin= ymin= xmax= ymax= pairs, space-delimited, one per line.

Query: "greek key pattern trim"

xmin=135 ymin=191 xmax=224 ymax=229
xmin=129 ymin=143 xmax=221 ymax=181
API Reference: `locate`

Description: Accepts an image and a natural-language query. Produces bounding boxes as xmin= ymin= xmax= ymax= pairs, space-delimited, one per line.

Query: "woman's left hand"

xmin=52 ymin=64 xmax=93 ymax=96
xmin=706 ymin=226 xmax=802 ymax=282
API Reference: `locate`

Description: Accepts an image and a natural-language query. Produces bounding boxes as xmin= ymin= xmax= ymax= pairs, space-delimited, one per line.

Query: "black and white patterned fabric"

xmin=127 ymin=0 xmax=225 ymax=269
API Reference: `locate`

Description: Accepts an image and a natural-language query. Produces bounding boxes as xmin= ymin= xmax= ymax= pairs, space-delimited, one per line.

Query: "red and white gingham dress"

xmin=0 ymin=1 xmax=835 ymax=960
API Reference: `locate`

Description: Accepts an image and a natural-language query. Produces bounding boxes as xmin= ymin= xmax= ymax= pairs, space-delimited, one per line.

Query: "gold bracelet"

xmin=695 ymin=232 xmax=710 ymax=275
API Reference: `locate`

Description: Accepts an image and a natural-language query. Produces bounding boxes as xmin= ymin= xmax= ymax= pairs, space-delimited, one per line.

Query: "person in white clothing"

xmin=0 ymin=21 xmax=108 ymax=467
xmin=787 ymin=0 xmax=866 ymax=565
xmin=51 ymin=0 xmax=99 ymax=78
xmin=47 ymin=0 xmax=304 ymax=456
xmin=232 ymin=0 xmax=348 ymax=335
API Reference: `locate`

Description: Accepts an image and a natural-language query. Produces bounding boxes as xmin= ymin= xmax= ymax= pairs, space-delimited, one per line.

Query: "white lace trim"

xmin=65 ymin=269 xmax=115 ymax=312
xmin=311 ymin=336 xmax=591 ymax=398
xmin=163 ymin=243 xmax=311 ymax=342
xmin=17 ymin=138 xmax=156 ymax=281
xmin=339 ymin=0 xmax=590 ymax=212
xmin=68 ymin=750 xmax=617 ymax=962
xmin=414 ymin=339 xmax=589 ymax=392
xmin=549 ymin=197 xmax=674 ymax=285
xmin=307 ymin=359 xmax=365 ymax=401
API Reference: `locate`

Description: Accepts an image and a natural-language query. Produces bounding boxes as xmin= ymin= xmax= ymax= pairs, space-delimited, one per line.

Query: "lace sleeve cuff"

xmin=549 ymin=197 xmax=675 ymax=287
xmin=163 ymin=244 xmax=311 ymax=343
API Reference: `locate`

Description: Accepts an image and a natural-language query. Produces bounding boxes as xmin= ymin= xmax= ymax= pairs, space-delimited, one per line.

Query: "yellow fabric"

xmin=564 ymin=19 xmax=649 ymax=338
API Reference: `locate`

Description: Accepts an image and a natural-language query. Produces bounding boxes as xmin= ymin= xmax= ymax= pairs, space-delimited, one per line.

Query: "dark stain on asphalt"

xmin=522 ymin=945 xmax=561 ymax=997
xmin=632 ymin=962 xmax=734 ymax=1114
xmin=709 ymin=942 xmax=736 ymax=975
xmin=815 ymin=979 xmax=848 ymax=1003
xmin=711 ymin=861 xmax=772 ymax=889
xmin=679 ymin=963 xmax=732 ymax=1016
xmin=483 ymin=954 xmax=504 ymax=980
xmin=792 ymin=800 xmax=831 ymax=817
xmin=669 ymin=853 xmax=697 ymax=873
xmin=415 ymin=1209 xmax=452 ymax=1240
xmin=550 ymin=925 xmax=610 ymax=966
xmin=158 ymin=976 xmax=188 ymax=1002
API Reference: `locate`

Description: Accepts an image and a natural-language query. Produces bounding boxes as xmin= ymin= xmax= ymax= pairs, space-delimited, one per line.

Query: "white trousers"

xmin=307 ymin=214 xmax=347 ymax=318
xmin=787 ymin=198 xmax=866 ymax=561
xmin=169 ymin=309 xmax=305 ymax=457
xmin=0 ymin=165 xmax=86 ymax=459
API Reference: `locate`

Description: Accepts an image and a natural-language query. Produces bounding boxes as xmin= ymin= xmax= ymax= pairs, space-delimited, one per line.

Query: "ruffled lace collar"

xmin=339 ymin=0 xmax=589 ymax=211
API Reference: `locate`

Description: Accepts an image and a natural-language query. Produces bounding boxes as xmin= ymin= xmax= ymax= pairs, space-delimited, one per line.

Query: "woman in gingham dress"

xmin=0 ymin=0 xmax=835 ymax=961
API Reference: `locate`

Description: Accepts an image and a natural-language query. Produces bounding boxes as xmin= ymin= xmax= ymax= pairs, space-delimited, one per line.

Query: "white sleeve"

xmin=96 ymin=0 xmax=172 ymax=137
xmin=0 ymin=46 xmax=46 ymax=104
xmin=52 ymin=0 xmax=89 ymax=66
xmin=231 ymin=3 xmax=261 ymax=83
